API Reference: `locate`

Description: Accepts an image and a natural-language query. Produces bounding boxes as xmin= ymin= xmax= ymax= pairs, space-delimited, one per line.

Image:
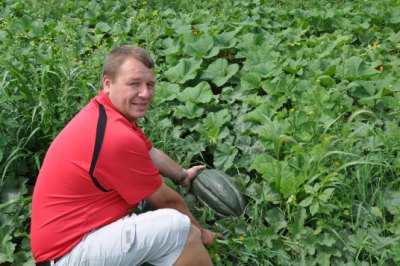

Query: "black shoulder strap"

xmin=89 ymin=101 xmax=110 ymax=192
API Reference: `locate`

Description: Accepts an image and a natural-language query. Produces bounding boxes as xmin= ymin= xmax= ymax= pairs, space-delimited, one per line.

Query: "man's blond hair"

xmin=100 ymin=45 xmax=154 ymax=90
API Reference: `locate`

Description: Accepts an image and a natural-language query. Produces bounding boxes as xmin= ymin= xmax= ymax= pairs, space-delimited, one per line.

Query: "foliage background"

xmin=1 ymin=0 xmax=400 ymax=265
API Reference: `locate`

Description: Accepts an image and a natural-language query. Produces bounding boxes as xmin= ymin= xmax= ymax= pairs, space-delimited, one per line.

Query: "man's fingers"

xmin=215 ymin=232 xmax=224 ymax=240
xmin=191 ymin=165 xmax=206 ymax=172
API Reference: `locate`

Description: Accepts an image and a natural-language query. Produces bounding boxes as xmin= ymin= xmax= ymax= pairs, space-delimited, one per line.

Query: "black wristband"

xmin=178 ymin=168 xmax=187 ymax=185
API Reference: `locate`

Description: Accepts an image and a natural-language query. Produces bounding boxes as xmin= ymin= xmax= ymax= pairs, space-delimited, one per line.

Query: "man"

xmin=31 ymin=45 xmax=221 ymax=265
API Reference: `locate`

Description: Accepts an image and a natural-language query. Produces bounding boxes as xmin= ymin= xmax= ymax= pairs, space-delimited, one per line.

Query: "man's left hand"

xmin=181 ymin=165 xmax=206 ymax=187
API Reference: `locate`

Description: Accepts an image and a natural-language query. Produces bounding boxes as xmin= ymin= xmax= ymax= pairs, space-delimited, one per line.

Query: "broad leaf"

xmin=240 ymin=72 xmax=261 ymax=91
xmin=288 ymin=207 xmax=307 ymax=236
xmin=341 ymin=56 xmax=379 ymax=81
xmin=164 ymin=58 xmax=202 ymax=84
xmin=203 ymin=109 xmax=231 ymax=129
xmin=173 ymin=102 xmax=204 ymax=119
xmin=177 ymin=81 xmax=213 ymax=104
xmin=201 ymin=58 xmax=239 ymax=87
xmin=153 ymin=82 xmax=180 ymax=104
xmin=160 ymin=38 xmax=182 ymax=56
xmin=265 ymin=207 xmax=287 ymax=232
xmin=214 ymin=27 xmax=241 ymax=49
xmin=184 ymin=33 xmax=219 ymax=58
xmin=0 ymin=225 xmax=15 ymax=263
xmin=241 ymin=47 xmax=278 ymax=77
xmin=95 ymin=22 xmax=111 ymax=33
xmin=214 ymin=143 xmax=238 ymax=171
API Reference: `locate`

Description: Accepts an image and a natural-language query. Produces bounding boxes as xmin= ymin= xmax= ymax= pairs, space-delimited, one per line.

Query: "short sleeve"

xmin=135 ymin=126 xmax=153 ymax=151
xmin=95 ymin=124 xmax=162 ymax=206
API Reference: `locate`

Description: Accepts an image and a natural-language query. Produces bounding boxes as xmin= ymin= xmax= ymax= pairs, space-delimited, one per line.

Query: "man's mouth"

xmin=132 ymin=102 xmax=148 ymax=109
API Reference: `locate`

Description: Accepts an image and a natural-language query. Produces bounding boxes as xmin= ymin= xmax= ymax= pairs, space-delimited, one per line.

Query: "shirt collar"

xmin=95 ymin=90 xmax=138 ymax=129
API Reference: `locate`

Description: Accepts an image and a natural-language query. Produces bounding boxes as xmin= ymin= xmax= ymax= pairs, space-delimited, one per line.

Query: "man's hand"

xmin=201 ymin=228 xmax=224 ymax=246
xmin=181 ymin=165 xmax=207 ymax=187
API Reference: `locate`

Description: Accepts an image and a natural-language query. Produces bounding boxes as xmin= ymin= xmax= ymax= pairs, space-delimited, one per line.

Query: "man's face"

xmin=103 ymin=57 xmax=155 ymax=122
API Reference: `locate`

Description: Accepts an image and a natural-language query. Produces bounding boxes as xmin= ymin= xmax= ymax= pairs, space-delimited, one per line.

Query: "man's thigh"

xmin=57 ymin=208 xmax=190 ymax=266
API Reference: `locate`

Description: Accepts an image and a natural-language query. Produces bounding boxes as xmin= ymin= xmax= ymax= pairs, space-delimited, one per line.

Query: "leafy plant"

xmin=1 ymin=0 xmax=400 ymax=264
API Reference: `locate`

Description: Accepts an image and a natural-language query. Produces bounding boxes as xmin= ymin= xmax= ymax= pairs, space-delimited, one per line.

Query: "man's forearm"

xmin=149 ymin=148 xmax=184 ymax=184
xmin=146 ymin=183 xmax=205 ymax=232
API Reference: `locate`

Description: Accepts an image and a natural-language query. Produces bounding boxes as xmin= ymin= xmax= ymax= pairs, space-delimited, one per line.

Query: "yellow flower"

xmin=191 ymin=28 xmax=200 ymax=35
xmin=316 ymin=79 xmax=321 ymax=85
xmin=290 ymin=108 xmax=295 ymax=113
xmin=286 ymin=194 xmax=297 ymax=205
xmin=379 ymin=65 xmax=384 ymax=72
xmin=334 ymin=161 xmax=341 ymax=167
xmin=308 ymin=111 xmax=315 ymax=116
xmin=213 ymin=253 xmax=221 ymax=262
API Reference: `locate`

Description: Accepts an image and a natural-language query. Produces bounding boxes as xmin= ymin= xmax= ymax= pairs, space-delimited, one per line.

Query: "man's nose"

xmin=138 ymin=84 xmax=150 ymax=98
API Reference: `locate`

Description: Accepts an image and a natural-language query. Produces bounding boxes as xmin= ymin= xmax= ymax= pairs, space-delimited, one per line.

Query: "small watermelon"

xmin=192 ymin=169 xmax=246 ymax=218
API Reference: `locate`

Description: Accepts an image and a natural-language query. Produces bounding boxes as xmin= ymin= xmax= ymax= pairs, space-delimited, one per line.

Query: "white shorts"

xmin=55 ymin=208 xmax=190 ymax=266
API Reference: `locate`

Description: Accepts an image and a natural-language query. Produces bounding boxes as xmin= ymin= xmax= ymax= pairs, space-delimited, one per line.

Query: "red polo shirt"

xmin=31 ymin=91 xmax=162 ymax=262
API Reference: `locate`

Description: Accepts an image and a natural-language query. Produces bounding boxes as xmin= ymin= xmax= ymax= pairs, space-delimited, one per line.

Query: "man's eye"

xmin=130 ymin=82 xmax=139 ymax=86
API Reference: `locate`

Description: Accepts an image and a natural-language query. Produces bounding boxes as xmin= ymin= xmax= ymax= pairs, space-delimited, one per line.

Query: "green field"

xmin=1 ymin=0 xmax=400 ymax=265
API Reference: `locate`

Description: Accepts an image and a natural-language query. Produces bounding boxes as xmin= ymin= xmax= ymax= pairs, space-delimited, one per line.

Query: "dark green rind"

xmin=192 ymin=169 xmax=246 ymax=217
xmin=193 ymin=177 xmax=238 ymax=217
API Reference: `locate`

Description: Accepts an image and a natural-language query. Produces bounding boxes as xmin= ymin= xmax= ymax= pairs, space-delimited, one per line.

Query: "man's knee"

xmin=174 ymin=223 xmax=212 ymax=266
xmin=186 ymin=223 xmax=202 ymax=245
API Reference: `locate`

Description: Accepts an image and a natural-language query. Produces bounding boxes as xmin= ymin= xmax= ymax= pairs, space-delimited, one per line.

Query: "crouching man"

xmin=31 ymin=45 xmax=222 ymax=266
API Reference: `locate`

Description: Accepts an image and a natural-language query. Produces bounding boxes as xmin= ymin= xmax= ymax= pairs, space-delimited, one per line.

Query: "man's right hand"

xmin=201 ymin=228 xmax=224 ymax=246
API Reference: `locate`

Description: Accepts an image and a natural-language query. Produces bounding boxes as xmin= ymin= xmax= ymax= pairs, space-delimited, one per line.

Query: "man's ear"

xmin=102 ymin=75 xmax=111 ymax=95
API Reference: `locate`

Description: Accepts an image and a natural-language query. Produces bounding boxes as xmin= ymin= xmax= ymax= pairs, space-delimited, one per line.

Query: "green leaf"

xmin=299 ymin=196 xmax=313 ymax=207
xmin=310 ymin=201 xmax=319 ymax=216
xmin=319 ymin=233 xmax=336 ymax=247
xmin=241 ymin=47 xmax=278 ymax=77
xmin=288 ymin=207 xmax=307 ymax=236
xmin=28 ymin=20 xmax=43 ymax=37
xmin=384 ymin=191 xmax=400 ymax=215
xmin=173 ymin=102 xmax=204 ymax=119
xmin=315 ymin=251 xmax=331 ymax=266
xmin=265 ymin=207 xmax=287 ymax=232
xmin=214 ymin=27 xmax=241 ymax=49
xmin=245 ymin=103 xmax=276 ymax=123
xmin=201 ymin=58 xmax=239 ymax=87
xmin=250 ymin=153 xmax=275 ymax=173
xmin=245 ymin=95 xmax=286 ymax=123
xmin=154 ymin=82 xmax=180 ymax=104
xmin=261 ymin=74 xmax=293 ymax=96
xmin=341 ymin=56 xmax=379 ymax=81
xmin=203 ymin=109 xmax=231 ymax=129
xmin=240 ymin=72 xmax=261 ymax=91
xmin=283 ymin=59 xmax=304 ymax=75
xmin=177 ymin=81 xmax=213 ymax=104
xmin=95 ymin=22 xmax=111 ymax=33
xmin=184 ymin=33 xmax=219 ymax=58
xmin=213 ymin=143 xmax=238 ymax=171
xmin=370 ymin=206 xmax=383 ymax=219
xmin=0 ymin=225 xmax=15 ymax=263
xmin=160 ymin=38 xmax=182 ymax=56
xmin=0 ymin=29 xmax=7 ymax=40
xmin=332 ymin=35 xmax=353 ymax=48
xmin=164 ymin=58 xmax=202 ymax=84
xmin=318 ymin=188 xmax=335 ymax=202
